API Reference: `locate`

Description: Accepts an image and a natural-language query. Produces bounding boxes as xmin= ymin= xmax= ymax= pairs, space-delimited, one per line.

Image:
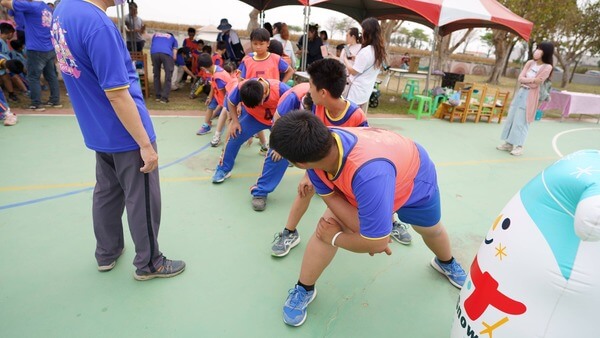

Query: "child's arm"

xmin=281 ymin=66 xmax=294 ymax=83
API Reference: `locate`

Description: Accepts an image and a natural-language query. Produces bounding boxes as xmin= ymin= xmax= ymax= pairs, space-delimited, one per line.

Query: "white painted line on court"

xmin=552 ymin=128 xmax=600 ymax=157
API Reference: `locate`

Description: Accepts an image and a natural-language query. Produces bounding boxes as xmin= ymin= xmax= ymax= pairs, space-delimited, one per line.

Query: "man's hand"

xmin=139 ymin=144 xmax=158 ymax=173
xmin=205 ymin=97 xmax=212 ymax=106
xmin=229 ymin=120 xmax=242 ymax=139
xmin=297 ymin=174 xmax=314 ymax=197
xmin=315 ymin=217 xmax=343 ymax=245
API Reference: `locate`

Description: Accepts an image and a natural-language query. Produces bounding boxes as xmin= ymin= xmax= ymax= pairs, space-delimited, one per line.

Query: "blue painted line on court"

xmin=0 ymin=143 xmax=212 ymax=211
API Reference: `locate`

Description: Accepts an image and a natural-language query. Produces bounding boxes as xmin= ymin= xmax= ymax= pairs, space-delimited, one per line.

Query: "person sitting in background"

xmin=400 ymin=52 xmax=410 ymax=70
xmin=171 ymin=47 xmax=196 ymax=91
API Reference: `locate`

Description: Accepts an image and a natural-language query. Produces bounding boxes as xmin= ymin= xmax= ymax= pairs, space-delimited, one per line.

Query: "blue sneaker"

xmin=196 ymin=123 xmax=211 ymax=135
xmin=430 ymin=257 xmax=467 ymax=289
xmin=283 ymin=285 xmax=317 ymax=326
xmin=212 ymin=168 xmax=231 ymax=184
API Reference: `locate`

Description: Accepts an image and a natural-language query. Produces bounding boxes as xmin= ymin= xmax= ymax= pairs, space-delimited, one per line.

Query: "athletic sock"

xmin=439 ymin=257 xmax=455 ymax=265
xmin=285 ymin=228 xmax=297 ymax=234
xmin=297 ymin=281 xmax=314 ymax=292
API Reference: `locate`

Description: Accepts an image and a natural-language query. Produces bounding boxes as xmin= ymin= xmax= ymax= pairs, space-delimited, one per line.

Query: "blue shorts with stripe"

xmin=395 ymin=143 xmax=441 ymax=227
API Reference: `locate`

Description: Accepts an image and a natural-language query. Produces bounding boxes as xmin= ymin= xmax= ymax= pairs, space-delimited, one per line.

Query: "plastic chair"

xmin=408 ymin=95 xmax=433 ymax=120
xmin=401 ymin=79 xmax=420 ymax=101
xmin=432 ymin=94 xmax=447 ymax=111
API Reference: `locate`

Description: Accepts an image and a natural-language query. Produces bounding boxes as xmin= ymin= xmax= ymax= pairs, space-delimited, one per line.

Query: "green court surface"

xmin=1 ymin=114 xmax=599 ymax=337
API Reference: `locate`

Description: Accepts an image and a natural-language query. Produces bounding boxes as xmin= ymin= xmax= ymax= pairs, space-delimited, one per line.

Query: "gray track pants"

xmin=93 ymin=143 xmax=164 ymax=272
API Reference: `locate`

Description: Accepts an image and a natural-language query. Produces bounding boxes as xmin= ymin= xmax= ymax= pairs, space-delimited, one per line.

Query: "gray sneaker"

xmin=134 ymin=257 xmax=185 ymax=281
xmin=98 ymin=247 xmax=125 ymax=272
xmin=252 ymin=196 xmax=267 ymax=211
xmin=272 ymin=229 xmax=300 ymax=257
xmin=391 ymin=221 xmax=412 ymax=245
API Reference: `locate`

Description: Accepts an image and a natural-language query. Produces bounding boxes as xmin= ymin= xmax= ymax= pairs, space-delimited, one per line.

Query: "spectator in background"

xmin=319 ymin=30 xmax=329 ymax=46
xmin=183 ymin=27 xmax=198 ymax=51
xmin=272 ymin=22 xmax=296 ymax=70
xmin=212 ymin=41 xmax=226 ymax=67
xmin=171 ymin=47 xmax=196 ymax=91
xmin=217 ymin=18 xmax=245 ymax=65
xmin=150 ymin=32 xmax=177 ymax=104
xmin=0 ymin=24 xmax=27 ymax=101
xmin=7 ymin=6 xmax=25 ymax=45
xmin=296 ymin=24 xmax=323 ymax=67
xmin=124 ymin=1 xmax=145 ymax=52
xmin=400 ymin=52 xmax=410 ymax=70
xmin=263 ymin=22 xmax=273 ymax=37
xmin=342 ymin=18 xmax=386 ymax=113
xmin=1 ymin=0 xmax=61 ymax=111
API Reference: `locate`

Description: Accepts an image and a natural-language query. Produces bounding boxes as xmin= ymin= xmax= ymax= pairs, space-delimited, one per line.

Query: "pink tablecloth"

xmin=540 ymin=91 xmax=600 ymax=117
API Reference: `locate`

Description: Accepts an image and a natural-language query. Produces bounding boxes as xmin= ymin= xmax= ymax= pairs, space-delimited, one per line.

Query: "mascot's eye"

xmin=502 ymin=218 xmax=511 ymax=230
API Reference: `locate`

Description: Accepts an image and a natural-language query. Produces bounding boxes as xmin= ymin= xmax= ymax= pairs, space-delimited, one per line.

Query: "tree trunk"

xmin=502 ymin=41 xmax=516 ymax=76
xmin=380 ymin=20 xmax=403 ymax=48
xmin=434 ymin=29 xmax=473 ymax=72
xmin=554 ymin=50 xmax=570 ymax=88
xmin=247 ymin=9 xmax=260 ymax=32
xmin=487 ymin=30 xmax=511 ymax=84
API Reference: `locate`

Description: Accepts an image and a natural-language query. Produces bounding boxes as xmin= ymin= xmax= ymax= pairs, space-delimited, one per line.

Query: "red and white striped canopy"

xmin=309 ymin=0 xmax=533 ymax=40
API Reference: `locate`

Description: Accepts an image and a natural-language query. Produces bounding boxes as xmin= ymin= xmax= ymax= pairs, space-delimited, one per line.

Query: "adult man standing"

xmin=51 ymin=0 xmax=185 ymax=280
xmin=1 ymin=0 xmax=61 ymax=111
xmin=216 ymin=18 xmax=244 ymax=65
xmin=150 ymin=31 xmax=177 ymax=103
xmin=124 ymin=1 xmax=144 ymax=52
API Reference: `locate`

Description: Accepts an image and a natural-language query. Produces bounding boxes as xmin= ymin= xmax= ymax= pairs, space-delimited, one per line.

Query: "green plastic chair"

xmin=401 ymin=79 xmax=420 ymax=101
xmin=408 ymin=95 xmax=433 ymax=120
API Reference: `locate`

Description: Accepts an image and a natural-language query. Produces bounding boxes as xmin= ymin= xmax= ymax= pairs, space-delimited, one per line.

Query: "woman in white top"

xmin=342 ymin=18 xmax=386 ymax=113
xmin=339 ymin=27 xmax=362 ymax=67
xmin=272 ymin=22 xmax=296 ymax=70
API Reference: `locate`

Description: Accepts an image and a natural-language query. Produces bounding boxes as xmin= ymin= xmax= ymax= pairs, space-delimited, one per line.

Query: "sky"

xmin=105 ymin=0 xmax=430 ymax=41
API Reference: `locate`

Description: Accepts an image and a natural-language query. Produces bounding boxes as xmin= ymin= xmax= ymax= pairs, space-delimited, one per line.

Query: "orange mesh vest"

xmin=314 ymin=128 xmax=420 ymax=210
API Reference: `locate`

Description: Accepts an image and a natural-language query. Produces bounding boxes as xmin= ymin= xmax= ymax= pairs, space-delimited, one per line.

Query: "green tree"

xmin=411 ymin=28 xmax=429 ymax=49
xmin=552 ymin=0 xmax=600 ymax=87
xmin=486 ymin=0 xmax=570 ymax=84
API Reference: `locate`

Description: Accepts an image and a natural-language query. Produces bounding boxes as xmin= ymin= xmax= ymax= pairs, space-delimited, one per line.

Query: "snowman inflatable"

xmin=451 ymin=150 xmax=600 ymax=338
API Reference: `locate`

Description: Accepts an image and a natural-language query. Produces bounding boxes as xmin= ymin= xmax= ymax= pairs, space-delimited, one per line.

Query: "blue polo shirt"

xmin=51 ymin=0 xmax=155 ymax=153
xmin=150 ymin=32 xmax=177 ymax=56
xmin=13 ymin=0 xmax=53 ymax=52
xmin=8 ymin=8 xmax=25 ymax=30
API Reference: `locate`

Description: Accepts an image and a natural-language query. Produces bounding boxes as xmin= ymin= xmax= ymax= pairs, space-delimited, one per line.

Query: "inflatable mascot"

xmin=451 ymin=150 xmax=600 ymax=338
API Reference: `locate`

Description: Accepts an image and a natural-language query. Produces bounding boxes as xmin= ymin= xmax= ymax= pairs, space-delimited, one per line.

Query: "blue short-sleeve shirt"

xmin=51 ymin=0 xmax=155 ymax=153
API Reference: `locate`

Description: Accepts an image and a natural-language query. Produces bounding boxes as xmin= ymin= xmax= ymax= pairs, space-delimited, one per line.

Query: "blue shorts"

xmin=395 ymin=143 xmax=441 ymax=227
xmin=208 ymin=97 xmax=218 ymax=110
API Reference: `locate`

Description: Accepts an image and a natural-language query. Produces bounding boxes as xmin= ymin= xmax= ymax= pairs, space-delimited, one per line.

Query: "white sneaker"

xmin=210 ymin=133 xmax=221 ymax=147
xmin=510 ymin=146 xmax=523 ymax=156
xmin=496 ymin=142 xmax=513 ymax=151
xmin=3 ymin=111 xmax=17 ymax=126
